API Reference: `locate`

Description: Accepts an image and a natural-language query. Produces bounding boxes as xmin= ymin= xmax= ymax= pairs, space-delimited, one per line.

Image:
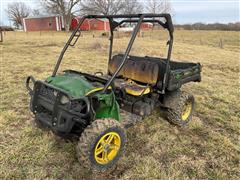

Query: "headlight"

xmin=60 ymin=95 xmax=70 ymax=104
xmin=53 ymin=90 xmax=58 ymax=96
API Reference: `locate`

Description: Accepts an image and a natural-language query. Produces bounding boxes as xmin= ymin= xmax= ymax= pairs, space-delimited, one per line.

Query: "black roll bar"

xmin=52 ymin=16 xmax=87 ymax=76
xmin=118 ymin=19 xmax=166 ymax=28
xmin=51 ymin=13 xmax=174 ymax=94
xmin=103 ymin=15 xmax=145 ymax=91
xmin=108 ymin=17 xmax=114 ymax=65
xmin=162 ymin=33 xmax=173 ymax=93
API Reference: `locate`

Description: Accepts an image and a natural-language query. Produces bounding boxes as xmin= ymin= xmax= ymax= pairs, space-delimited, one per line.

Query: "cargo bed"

xmin=110 ymin=54 xmax=201 ymax=92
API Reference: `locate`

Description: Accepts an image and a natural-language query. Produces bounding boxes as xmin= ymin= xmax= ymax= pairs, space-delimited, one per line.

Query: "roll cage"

xmin=52 ymin=14 xmax=174 ymax=94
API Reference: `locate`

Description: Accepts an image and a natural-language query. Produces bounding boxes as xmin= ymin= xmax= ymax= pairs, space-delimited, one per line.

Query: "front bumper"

xmin=26 ymin=76 xmax=90 ymax=134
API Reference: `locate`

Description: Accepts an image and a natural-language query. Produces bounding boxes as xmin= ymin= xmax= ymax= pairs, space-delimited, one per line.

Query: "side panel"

xmin=95 ymin=92 xmax=120 ymax=121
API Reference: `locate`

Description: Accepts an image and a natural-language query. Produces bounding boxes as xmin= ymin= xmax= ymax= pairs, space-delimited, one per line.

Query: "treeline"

xmin=175 ymin=22 xmax=240 ymax=31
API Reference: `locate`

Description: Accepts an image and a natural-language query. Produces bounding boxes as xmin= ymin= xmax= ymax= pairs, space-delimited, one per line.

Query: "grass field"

xmin=0 ymin=30 xmax=239 ymax=179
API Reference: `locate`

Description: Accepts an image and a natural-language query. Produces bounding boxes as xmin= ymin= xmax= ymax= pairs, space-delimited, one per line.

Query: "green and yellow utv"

xmin=26 ymin=14 xmax=201 ymax=172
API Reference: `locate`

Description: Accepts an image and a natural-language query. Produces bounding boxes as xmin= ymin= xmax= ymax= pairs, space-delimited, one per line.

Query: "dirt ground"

xmin=0 ymin=30 xmax=239 ymax=179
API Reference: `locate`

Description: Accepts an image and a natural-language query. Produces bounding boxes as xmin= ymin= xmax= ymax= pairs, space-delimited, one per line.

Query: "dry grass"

xmin=0 ymin=30 xmax=239 ymax=179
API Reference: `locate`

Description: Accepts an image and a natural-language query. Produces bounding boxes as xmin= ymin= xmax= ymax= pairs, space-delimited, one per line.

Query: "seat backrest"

xmin=108 ymin=54 xmax=159 ymax=85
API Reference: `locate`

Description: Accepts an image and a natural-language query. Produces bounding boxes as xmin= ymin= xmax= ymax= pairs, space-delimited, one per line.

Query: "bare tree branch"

xmin=80 ymin=0 xmax=126 ymax=15
xmin=32 ymin=9 xmax=41 ymax=16
xmin=146 ymin=0 xmax=172 ymax=14
xmin=122 ymin=0 xmax=142 ymax=14
xmin=41 ymin=0 xmax=81 ymax=31
xmin=6 ymin=2 xmax=31 ymax=29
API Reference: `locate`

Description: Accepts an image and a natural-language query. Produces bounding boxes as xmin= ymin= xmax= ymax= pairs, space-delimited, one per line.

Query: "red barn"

xmin=70 ymin=17 xmax=110 ymax=31
xmin=140 ymin=23 xmax=153 ymax=30
xmin=89 ymin=19 xmax=110 ymax=31
xmin=80 ymin=19 xmax=91 ymax=30
xmin=23 ymin=15 xmax=64 ymax=32
xmin=70 ymin=17 xmax=90 ymax=31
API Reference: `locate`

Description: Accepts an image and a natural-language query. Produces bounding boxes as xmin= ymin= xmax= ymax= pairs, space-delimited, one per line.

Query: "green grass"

xmin=0 ymin=30 xmax=239 ymax=179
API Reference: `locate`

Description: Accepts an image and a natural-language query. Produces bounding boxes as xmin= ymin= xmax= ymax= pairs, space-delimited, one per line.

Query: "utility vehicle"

xmin=26 ymin=14 xmax=201 ymax=172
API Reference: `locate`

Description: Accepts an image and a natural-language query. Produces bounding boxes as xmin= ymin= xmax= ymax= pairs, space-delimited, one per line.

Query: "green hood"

xmin=46 ymin=74 xmax=95 ymax=98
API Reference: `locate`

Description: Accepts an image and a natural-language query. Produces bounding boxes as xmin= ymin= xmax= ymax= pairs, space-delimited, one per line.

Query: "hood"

xmin=46 ymin=74 xmax=95 ymax=98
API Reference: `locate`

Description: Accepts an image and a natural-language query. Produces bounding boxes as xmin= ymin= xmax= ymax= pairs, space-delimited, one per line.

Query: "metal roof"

xmin=23 ymin=15 xmax=61 ymax=20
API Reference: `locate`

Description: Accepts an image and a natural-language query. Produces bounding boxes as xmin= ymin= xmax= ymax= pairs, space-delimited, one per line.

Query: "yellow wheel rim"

xmin=94 ymin=132 xmax=121 ymax=165
xmin=181 ymin=101 xmax=192 ymax=121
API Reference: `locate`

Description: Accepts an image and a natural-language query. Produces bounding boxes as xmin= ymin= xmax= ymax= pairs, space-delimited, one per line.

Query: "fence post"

xmin=219 ymin=38 xmax=224 ymax=49
xmin=0 ymin=29 xmax=3 ymax=42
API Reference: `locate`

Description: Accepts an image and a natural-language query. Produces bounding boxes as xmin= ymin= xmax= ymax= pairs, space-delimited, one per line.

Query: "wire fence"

xmin=1 ymin=30 xmax=238 ymax=51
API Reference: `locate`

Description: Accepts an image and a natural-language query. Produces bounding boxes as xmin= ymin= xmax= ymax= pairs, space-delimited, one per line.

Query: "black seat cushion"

xmin=109 ymin=54 xmax=160 ymax=85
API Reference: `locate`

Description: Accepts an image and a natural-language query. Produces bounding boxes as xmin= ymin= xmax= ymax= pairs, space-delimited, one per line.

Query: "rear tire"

xmin=76 ymin=118 xmax=126 ymax=172
xmin=164 ymin=90 xmax=195 ymax=126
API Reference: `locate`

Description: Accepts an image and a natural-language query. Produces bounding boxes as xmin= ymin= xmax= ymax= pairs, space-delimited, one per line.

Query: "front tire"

xmin=76 ymin=118 xmax=126 ymax=172
xmin=164 ymin=90 xmax=195 ymax=126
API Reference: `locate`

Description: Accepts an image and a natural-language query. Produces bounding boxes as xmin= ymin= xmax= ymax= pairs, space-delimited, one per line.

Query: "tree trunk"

xmin=64 ymin=14 xmax=72 ymax=32
xmin=65 ymin=22 xmax=70 ymax=32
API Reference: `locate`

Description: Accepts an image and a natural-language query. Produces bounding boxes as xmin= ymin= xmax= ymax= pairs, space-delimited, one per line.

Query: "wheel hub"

xmin=103 ymin=144 xmax=110 ymax=151
xmin=94 ymin=132 xmax=121 ymax=165
xmin=181 ymin=101 xmax=192 ymax=121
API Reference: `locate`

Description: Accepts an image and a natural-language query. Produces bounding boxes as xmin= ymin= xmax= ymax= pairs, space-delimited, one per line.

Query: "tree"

xmin=80 ymin=0 xmax=126 ymax=15
xmin=146 ymin=0 xmax=172 ymax=14
xmin=32 ymin=9 xmax=41 ymax=16
xmin=6 ymin=2 xmax=31 ymax=29
xmin=41 ymin=0 xmax=81 ymax=31
xmin=122 ymin=0 xmax=142 ymax=14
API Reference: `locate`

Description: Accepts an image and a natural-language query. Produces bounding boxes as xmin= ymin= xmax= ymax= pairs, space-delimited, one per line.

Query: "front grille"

xmin=39 ymin=85 xmax=56 ymax=102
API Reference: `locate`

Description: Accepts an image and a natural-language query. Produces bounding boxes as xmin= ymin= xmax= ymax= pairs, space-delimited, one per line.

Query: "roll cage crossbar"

xmin=52 ymin=14 xmax=174 ymax=94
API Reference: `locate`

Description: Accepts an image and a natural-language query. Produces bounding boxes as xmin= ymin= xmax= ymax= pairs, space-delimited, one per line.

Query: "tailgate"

xmin=167 ymin=62 xmax=201 ymax=91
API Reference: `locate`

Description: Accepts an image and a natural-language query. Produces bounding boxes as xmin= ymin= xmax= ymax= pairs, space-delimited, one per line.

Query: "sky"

xmin=0 ymin=0 xmax=239 ymax=26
